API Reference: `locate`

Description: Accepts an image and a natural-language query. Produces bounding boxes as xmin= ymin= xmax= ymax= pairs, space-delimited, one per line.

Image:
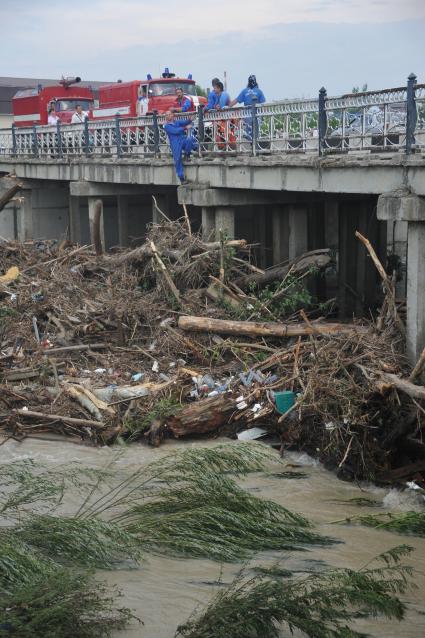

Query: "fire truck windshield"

xmin=55 ymin=99 xmax=93 ymax=112
xmin=149 ymin=83 xmax=196 ymax=97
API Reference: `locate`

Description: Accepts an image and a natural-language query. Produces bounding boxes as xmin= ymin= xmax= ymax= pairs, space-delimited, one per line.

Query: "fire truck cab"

xmin=12 ymin=77 xmax=95 ymax=127
xmin=93 ymin=68 xmax=205 ymax=120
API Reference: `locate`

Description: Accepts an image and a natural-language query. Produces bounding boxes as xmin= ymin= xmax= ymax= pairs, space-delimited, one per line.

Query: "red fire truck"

xmin=92 ymin=68 xmax=206 ymax=120
xmin=12 ymin=77 xmax=95 ymax=127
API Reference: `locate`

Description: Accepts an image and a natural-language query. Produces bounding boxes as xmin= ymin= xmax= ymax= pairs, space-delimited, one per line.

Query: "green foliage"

xmin=347 ymin=511 xmax=425 ymax=537
xmin=15 ymin=516 xmax=142 ymax=568
xmin=0 ymin=460 xmax=111 ymax=519
xmin=220 ymin=274 xmax=314 ymax=322
xmin=0 ymin=567 xmax=135 ymax=638
xmin=0 ymin=539 xmax=55 ymax=591
xmin=330 ymin=497 xmax=382 ymax=507
xmin=176 ymin=545 xmax=414 ymax=638
xmin=77 ymin=444 xmax=334 ymax=561
xmin=267 ymin=471 xmax=309 ymax=480
xmin=125 ymin=396 xmax=181 ymax=441
xmin=121 ymin=474 xmax=332 ymax=560
xmin=0 ymin=305 xmax=18 ymax=320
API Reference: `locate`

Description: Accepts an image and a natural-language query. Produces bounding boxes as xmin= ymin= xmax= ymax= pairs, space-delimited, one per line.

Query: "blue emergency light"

xmin=188 ymin=74 xmax=193 ymax=80
xmin=147 ymin=74 xmax=152 ymax=80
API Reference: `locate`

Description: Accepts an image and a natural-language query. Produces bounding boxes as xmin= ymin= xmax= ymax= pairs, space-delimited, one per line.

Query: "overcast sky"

xmin=1 ymin=0 xmax=423 ymax=99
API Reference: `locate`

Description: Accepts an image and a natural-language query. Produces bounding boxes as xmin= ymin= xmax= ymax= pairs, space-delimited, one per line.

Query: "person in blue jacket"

xmin=212 ymin=81 xmax=231 ymax=109
xmin=230 ymin=75 xmax=266 ymax=141
xmin=204 ymin=77 xmax=221 ymax=111
xmin=229 ymin=75 xmax=266 ymax=107
xmin=163 ymin=111 xmax=197 ymax=183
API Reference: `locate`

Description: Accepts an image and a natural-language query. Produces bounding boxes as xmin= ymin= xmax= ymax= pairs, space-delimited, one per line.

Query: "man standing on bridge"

xmin=229 ymin=75 xmax=266 ymax=141
xmin=163 ymin=111 xmax=197 ymax=184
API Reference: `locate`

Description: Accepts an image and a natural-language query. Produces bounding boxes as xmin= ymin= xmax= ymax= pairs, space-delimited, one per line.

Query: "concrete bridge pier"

xmin=272 ymin=206 xmax=289 ymax=264
xmin=11 ymin=181 xmax=70 ymax=243
xmin=378 ymin=191 xmax=425 ymax=364
xmin=288 ymin=204 xmax=308 ymax=261
xmin=215 ymin=207 xmax=235 ymax=240
xmin=117 ymin=195 xmax=129 ymax=246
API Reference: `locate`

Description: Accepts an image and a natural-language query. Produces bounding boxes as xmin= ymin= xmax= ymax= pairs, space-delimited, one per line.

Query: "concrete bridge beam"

xmin=378 ymin=191 xmax=425 ymax=365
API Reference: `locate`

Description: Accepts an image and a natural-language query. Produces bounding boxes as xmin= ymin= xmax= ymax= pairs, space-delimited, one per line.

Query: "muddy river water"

xmin=1 ymin=437 xmax=424 ymax=638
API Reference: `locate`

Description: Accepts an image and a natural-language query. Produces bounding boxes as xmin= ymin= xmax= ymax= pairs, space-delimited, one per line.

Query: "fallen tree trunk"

xmin=93 ymin=239 xmax=247 ymax=268
xmin=167 ymin=394 xmax=236 ymax=437
xmin=178 ymin=315 xmax=367 ymax=338
xmin=234 ymin=249 xmax=331 ymax=290
xmin=0 ymin=183 xmax=22 ymax=213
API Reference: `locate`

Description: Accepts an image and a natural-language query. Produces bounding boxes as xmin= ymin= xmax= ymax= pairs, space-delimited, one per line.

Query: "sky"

xmin=1 ymin=0 xmax=424 ymax=100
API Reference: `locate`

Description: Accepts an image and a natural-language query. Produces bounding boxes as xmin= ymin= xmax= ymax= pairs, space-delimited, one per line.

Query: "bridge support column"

xmin=378 ymin=191 xmax=425 ymax=365
xmin=324 ymin=200 xmax=339 ymax=249
xmin=215 ymin=207 xmax=235 ymax=240
xmin=88 ymin=197 xmax=105 ymax=251
xmin=17 ymin=189 xmax=33 ymax=241
xmin=117 ymin=195 xmax=129 ymax=246
xmin=69 ymin=196 xmax=82 ymax=243
xmin=201 ymin=207 xmax=215 ymax=241
xmin=272 ymin=207 xmax=289 ymax=264
xmin=288 ymin=205 xmax=308 ymax=260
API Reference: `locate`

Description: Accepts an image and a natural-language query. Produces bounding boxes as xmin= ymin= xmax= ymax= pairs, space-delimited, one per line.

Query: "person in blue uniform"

xmin=229 ymin=75 xmax=266 ymax=107
xmin=163 ymin=111 xmax=197 ymax=183
xmin=204 ymin=77 xmax=221 ymax=112
xmin=212 ymin=81 xmax=231 ymax=109
xmin=229 ymin=75 xmax=266 ymax=141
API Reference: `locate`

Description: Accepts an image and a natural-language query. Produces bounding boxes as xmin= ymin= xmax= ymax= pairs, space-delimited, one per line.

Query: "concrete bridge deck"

xmin=1 ymin=152 xmax=425 ymax=195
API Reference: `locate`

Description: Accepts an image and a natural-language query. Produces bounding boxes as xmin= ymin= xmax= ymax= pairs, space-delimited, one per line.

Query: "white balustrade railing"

xmin=1 ymin=81 xmax=424 ymax=159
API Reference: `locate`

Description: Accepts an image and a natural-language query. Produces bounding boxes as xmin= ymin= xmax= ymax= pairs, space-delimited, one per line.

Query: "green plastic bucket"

xmin=274 ymin=390 xmax=295 ymax=414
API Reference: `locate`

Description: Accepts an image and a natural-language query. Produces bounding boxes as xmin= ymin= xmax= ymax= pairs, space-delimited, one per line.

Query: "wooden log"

xmin=409 ymin=346 xmax=425 ymax=383
xmin=12 ymin=409 xmax=106 ymax=429
xmin=378 ymin=372 xmax=425 ymax=401
xmin=167 ymin=393 xmax=235 ymax=437
xmin=149 ymin=239 xmax=181 ymax=305
xmin=178 ymin=315 xmax=367 ymax=338
xmin=88 ymin=239 xmax=247 ymax=269
xmin=355 ymin=231 xmax=405 ymax=335
xmin=234 ymin=249 xmax=331 ymax=290
xmin=41 ymin=343 xmax=107 ymax=354
xmin=0 ymin=183 xmax=22 ymax=213
xmin=3 ymin=363 xmax=66 ymax=382
xmin=206 ymin=282 xmax=242 ymax=311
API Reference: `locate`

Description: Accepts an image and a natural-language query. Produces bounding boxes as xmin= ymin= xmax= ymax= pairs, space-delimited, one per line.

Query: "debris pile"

xmin=1 ymin=218 xmax=424 ymax=483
